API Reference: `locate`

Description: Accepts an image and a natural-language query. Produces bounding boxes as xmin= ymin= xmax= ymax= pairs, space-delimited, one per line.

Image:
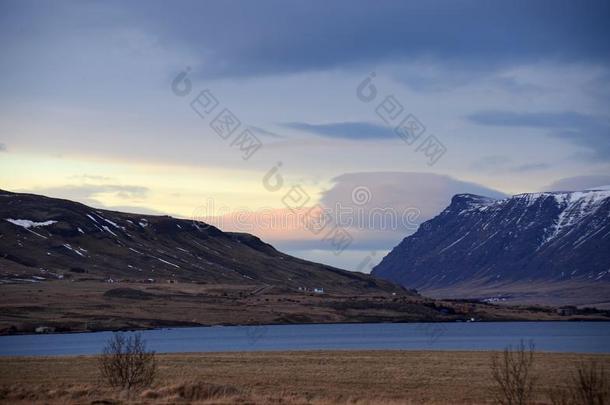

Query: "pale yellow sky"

xmin=0 ymin=153 xmax=330 ymax=218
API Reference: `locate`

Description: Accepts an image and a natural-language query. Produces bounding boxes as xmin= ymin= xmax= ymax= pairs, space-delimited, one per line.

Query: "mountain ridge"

xmin=372 ymin=187 xmax=610 ymax=307
xmin=0 ymin=188 xmax=400 ymax=294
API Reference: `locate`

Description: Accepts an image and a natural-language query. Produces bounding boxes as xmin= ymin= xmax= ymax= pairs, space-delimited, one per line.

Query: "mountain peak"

xmin=449 ymin=193 xmax=497 ymax=208
xmin=373 ymin=187 xmax=610 ymax=306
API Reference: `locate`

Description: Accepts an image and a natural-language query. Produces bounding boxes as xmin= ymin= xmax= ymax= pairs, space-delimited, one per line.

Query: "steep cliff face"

xmin=372 ymin=188 xmax=610 ymax=303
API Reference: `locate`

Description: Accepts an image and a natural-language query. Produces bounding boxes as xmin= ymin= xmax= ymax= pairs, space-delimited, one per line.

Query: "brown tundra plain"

xmin=1 ymin=350 xmax=609 ymax=404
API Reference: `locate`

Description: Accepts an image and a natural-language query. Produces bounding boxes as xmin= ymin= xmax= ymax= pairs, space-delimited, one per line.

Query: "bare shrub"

xmin=550 ymin=360 xmax=608 ymax=405
xmin=574 ymin=360 xmax=608 ymax=405
xmin=491 ymin=340 xmax=537 ymax=405
xmin=98 ymin=332 xmax=157 ymax=391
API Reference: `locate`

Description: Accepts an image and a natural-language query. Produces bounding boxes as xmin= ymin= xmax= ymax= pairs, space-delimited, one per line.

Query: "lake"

xmin=1 ymin=321 xmax=609 ymax=356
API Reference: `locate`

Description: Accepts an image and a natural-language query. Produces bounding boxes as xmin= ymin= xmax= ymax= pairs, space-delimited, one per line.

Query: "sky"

xmin=1 ymin=0 xmax=609 ymax=271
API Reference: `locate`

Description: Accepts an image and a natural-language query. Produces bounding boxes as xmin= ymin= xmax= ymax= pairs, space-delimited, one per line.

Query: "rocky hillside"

xmin=372 ymin=188 xmax=610 ymax=307
xmin=0 ymin=189 xmax=401 ymax=294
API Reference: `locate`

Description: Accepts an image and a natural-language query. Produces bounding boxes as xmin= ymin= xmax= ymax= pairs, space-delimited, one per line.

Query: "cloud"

xmin=149 ymin=1 xmax=610 ymax=78
xmin=467 ymin=110 xmax=610 ymax=160
xmin=283 ymin=122 xmax=393 ymax=140
xmin=0 ymin=143 xmax=6 ymax=152
xmin=17 ymin=183 xmax=172 ymax=216
xmin=322 ymin=172 xmax=507 ymax=218
xmin=248 ymin=126 xmax=284 ymax=139
xmin=508 ymin=163 xmax=551 ymax=172
xmin=492 ymin=76 xmax=547 ymax=95
xmin=545 ymin=175 xmax=610 ymax=191
xmin=470 ymin=155 xmax=512 ymax=171
xmin=471 ymin=156 xmax=550 ymax=173
xmin=21 ymin=184 xmax=150 ymax=208
xmin=318 ymin=172 xmax=507 ymax=249
xmin=68 ymin=174 xmax=113 ymax=182
xmin=7 ymin=1 xmax=607 ymax=79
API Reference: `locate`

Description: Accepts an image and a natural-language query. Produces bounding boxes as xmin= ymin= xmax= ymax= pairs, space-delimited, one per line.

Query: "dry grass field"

xmin=1 ymin=350 xmax=609 ymax=404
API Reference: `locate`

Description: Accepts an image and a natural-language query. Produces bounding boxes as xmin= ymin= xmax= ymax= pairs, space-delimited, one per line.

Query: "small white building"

xmin=313 ymin=288 xmax=324 ymax=294
xmin=35 ymin=326 xmax=55 ymax=333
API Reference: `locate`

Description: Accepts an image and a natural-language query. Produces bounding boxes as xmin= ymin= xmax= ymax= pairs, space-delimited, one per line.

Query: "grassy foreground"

xmin=1 ymin=350 xmax=609 ymax=404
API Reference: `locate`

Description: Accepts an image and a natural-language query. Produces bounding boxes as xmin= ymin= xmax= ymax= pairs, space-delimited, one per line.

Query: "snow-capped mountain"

xmin=372 ymin=187 xmax=610 ymax=306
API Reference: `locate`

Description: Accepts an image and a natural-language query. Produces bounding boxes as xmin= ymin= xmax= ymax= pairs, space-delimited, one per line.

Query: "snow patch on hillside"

xmin=5 ymin=219 xmax=57 ymax=229
xmin=540 ymin=189 xmax=610 ymax=246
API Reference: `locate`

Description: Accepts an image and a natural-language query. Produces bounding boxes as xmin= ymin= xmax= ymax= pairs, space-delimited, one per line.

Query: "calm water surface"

xmin=0 ymin=321 xmax=608 ymax=356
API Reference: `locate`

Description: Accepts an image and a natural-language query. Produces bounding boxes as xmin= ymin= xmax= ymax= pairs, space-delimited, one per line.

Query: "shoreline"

xmin=2 ymin=348 xmax=610 ymax=359
xmin=2 ymin=316 xmax=610 ymax=338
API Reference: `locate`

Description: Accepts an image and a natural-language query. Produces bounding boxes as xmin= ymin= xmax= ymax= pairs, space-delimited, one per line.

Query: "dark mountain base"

xmin=419 ymin=280 xmax=610 ymax=309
